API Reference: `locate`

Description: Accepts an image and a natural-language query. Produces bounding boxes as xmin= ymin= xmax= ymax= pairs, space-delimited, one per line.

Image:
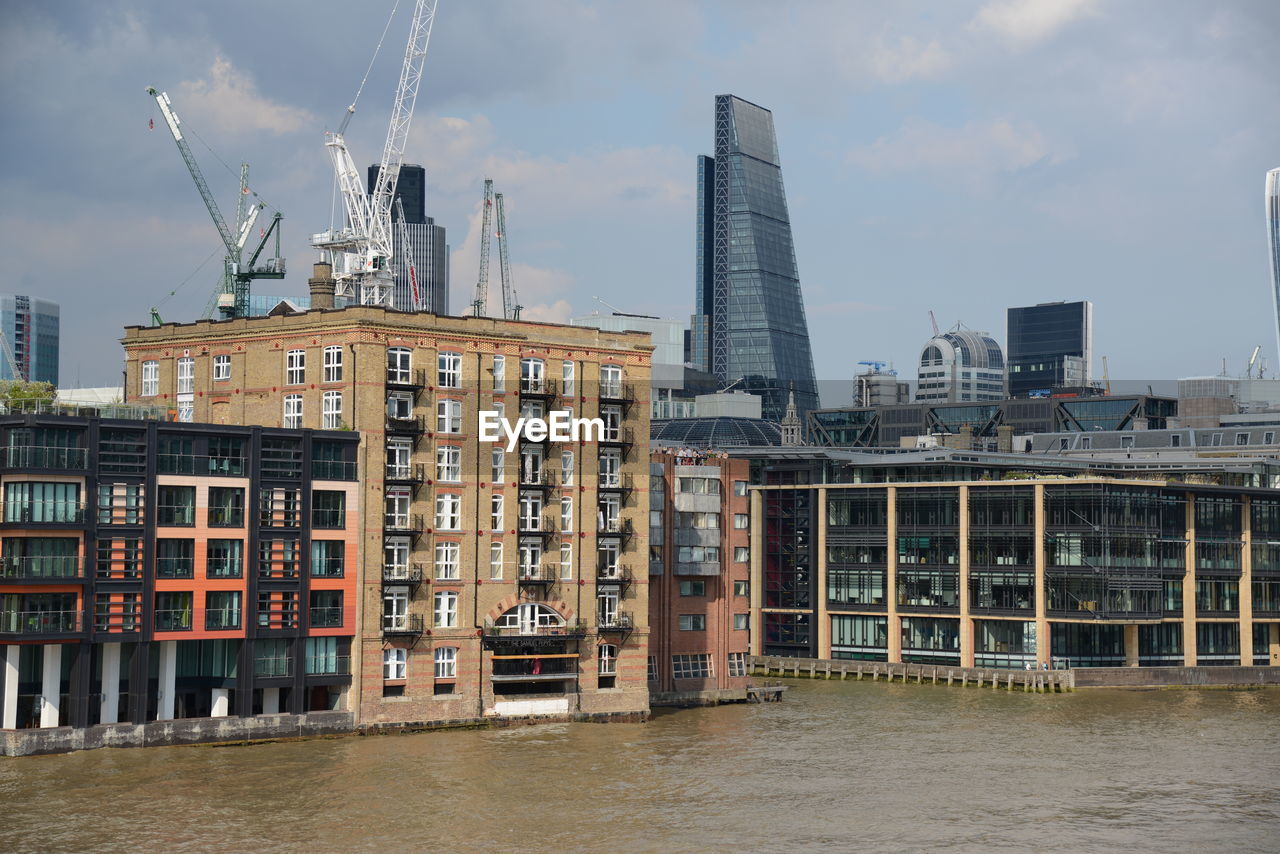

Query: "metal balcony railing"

xmin=519 ymin=377 xmax=559 ymax=397
xmin=5 ymin=445 xmax=88 ymax=469
xmin=0 ymin=555 xmax=83 ymax=581
xmin=599 ymin=611 xmax=635 ymax=632
xmin=383 ymin=613 xmax=425 ymax=636
xmin=385 ymin=462 xmax=426 ymax=485
xmin=386 ymin=414 xmax=426 ymax=435
xmin=204 ymin=608 xmax=242 ymax=631
xmin=386 ymin=367 xmax=427 ymax=389
xmin=384 ymin=513 xmax=425 ymax=535
xmin=153 ymin=609 xmax=193 ymax=632
xmin=312 ymin=459 xmax=358 ymax=481
xmin=156 ymin=453 xmax=246 ymax=477
xmin=2 ymin=503 xmax=87 ymax=525
xmin=305 ymin=655 xmax=350 ymax=676
xmin=382 ymin=564 xmax=425 ymax=586
xmin=309 ymin=606 xmax=344 ymax=628
xmin=0 ymin=610 xmax=82 ymax=635
xmin=254 ymin=656 xmax=294 ymax=678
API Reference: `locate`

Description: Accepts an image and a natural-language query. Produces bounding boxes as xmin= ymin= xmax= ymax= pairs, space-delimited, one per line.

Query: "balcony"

xmin=518 ymin=514 xmax=559 ymax=540
xmin=93 ymin=611 xmax=141 ymax=634
xmin=254 ymin=656 xmax=294 ymax=678
xmin=600 ymin=383 xmax=636 ymax=407
xmin=258 ymin=564 xmax=301 ymax=580
xmin=518 ymin=566 xmax=559 ymax=592
xmin=598 ymin=611 xmax=635 ymax=633
xmin=385 ymin=462 xmax=426 ymax=487
xmin=383 ymin=613 xmax=425 ymax=637
xmin=386 ymin=414 xmax=426 ymax=436
xmin=204 ymin=608 xmax=242 ymax=631
xmin=596 ymin=565 xmax=634 ymax=593
xmin=598 ymin=471 xmax=633 ymax=496
xmin=157 ymin=453 xmax=246 ymax=477
xmin=312 ymin=459 xmax=358 ymax=481
xmin=382 ymin=564 xmax=425 ymax=588
xmin=306 ymin=655 xmax=351 ymax=676
xmin=0 ymin=610 xmax=82 ymax=636
xmin=309 ymin=606 xmax=344 ymax=629
xmin=597 ymin=517 xmax=634 ymax=543
xmin=0 ymin=555 xmax=83 ymax=583
xmin=519 ymin=377 xmax=559 ymax=399
xmin=519 ymin=467 xmax=558 ymax=490
xmin=384 ymin=514 xmax=425 ymax=536
xmin=310 ymin=558 xmax=345 ymax=579
xmin=386 ymin=367 xmax=427 ymax=390
xmin=5 ymin=445 xmax=87 ymax=470
xmin=2 ymin=503 xmax=87 ymax=525
xmin=599 ymin=427 xmax=636 ymax=447
xmin=154 ymin=609 xmax=193 ymax=632
xmin=491 ymin=658 xmax=578 ymax=682
xmin=482 ymin=621 xmax=587 ymax=650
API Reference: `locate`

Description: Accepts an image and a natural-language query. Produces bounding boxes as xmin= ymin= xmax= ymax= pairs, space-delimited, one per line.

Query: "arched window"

xmin=494 ymin=603 xmax=564 ymax=635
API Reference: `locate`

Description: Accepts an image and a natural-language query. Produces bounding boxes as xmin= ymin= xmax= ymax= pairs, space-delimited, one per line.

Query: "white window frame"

xmin=177 ymin=400 xmax=194 ymax=423
xmin=734 ymin=546 xmax=750 ymax=563
xmin=599 ymin=449 xmax=621 ymax=488
xmin=728 ymin=652 xmax=748 ymax=677
xmin=385 ymin=488 xmax=411 ymax=528
xmin=435 ymin=541 xmax=460 ymax=580
xmin=383 ymin=588 xmax=409 ymax=632
xmin=563 ymin=360 xmax=576 ymax=395
xmin=600 ymin=364 xmax=622 ymax=399
xmin=561 ymin=496 xmax=573 ymax=532
xmin=491 ymin=494 xmax=504 ymax=530
xmin=598 ymin=643 xmax=617 ymax=676
xmin=435 ymin=492 xmax=461 ymax=531
xmin=141 ymin=360 xmax=159 ymax=397
xmin=387 ymin=391 xmax=413 ymax=420
xmin=323 ymin=346 xmax=343 ymax=383
xmin=492 ymin=355 xmax=506 ymax=392
xmin=561 ymin=451 xmax=575 ymax=486
xmin=490 ymin=541 xmax=504 ymax=580
xmin=176 ymin=356 xmax=194 ymax=394
xmin=734 ymin=514 xmax=749 ymax=530
xmin=437 ymin=399 xmax=461 ymax=434
xmin=678 ymin=614 xmax=706 ymax=631
xmin=283 ymin=394 xmax=303 ymax=429
xmin=491 ymin=448 xmax=505 ymax=482
xmin=560 ymin=542 xmax=573 ymax=580
xmin=386 ymin=439 xmax=412 ymax=480
xmin=387 ymin=347 xmax=411 ymax=384
xmin=598 ymin=589 xmax=619 ymax=626
xmin=438 ymin=351 xmax=462 ymax=388
xmin=212 ymin=354 xmax=231 ymax=382
xmin=434 ymin=590 xmax=458 ymax=628
xmin=521 ymin=358 xmax=545 ymax=393
xmin=286 ymin=349 xmax=305 ymax=385
xmin=383 ymin=648 xmax=407 ymax=680
xmin=434 ymin=646 xmax=457 ymax=679
xmin=437 ymin=445 xmax=461 ymax=482
xmin=322 ymin=390 xmax=343 ymax=429
xmin=383 ymin=538 xmax=410 ymax=579
xmin=518 ymin=540 xmax=542 ymax=578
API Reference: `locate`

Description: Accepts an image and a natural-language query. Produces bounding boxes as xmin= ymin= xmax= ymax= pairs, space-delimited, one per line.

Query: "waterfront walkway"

xmin=750 ymin=655 xmax=1074 ymax=693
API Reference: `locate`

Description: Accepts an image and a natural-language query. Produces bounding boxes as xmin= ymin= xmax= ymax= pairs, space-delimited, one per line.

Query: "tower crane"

xmin=494 ymin=192 xmax=522 ymax=320
xmin=394 ymin=197 xmax=421 ymax=310
xmin=312 ymin=0 xmax=438 ymax=307
xmin=145 ymin=87 xmax=285 ymax=319
xmin=0 ymin=328 xmax=23 ymax=383
xmin=471 ymin=179 xmax=495 ymax=317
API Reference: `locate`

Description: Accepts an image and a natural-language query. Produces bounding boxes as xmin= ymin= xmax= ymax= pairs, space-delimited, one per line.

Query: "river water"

xmin=3 ymin=681 xmax=1278 ymax=853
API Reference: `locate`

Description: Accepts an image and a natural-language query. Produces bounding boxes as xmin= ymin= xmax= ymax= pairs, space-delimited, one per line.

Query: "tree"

xmin=0 ymin=380 xmax=56 ymax=407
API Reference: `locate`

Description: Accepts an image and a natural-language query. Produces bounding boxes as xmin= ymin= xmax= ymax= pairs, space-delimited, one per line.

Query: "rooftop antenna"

xmin=594 ymin=295 xmax=626 ymax=315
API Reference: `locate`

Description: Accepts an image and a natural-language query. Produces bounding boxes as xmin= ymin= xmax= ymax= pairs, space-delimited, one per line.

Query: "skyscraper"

xmin=0 ymin=294 xmax=59 ymax=384
xmin=1267 ymin=168 xmax=1280 ymax=359
xmin=1006 ymin=300 xmax=1092 ymax=398
xmin=691 ymin=95 xmax=819 ymax=422
xmin=367 ymin=163 xmax=449 ymax=314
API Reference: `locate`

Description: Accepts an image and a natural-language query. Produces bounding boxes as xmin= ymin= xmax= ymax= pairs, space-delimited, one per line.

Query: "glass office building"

xmin=367 ymin=164 xmax=449 ymax=314
xmin=1267 ymin=168 xmax=1280 ymax=359
xmin=1006 ymin=300 xmax=1092 ymax=398
xmin=1 ymin=294 xmax=59 ymax=385
xmin=691 ymin=95 xmax=819 ymax=422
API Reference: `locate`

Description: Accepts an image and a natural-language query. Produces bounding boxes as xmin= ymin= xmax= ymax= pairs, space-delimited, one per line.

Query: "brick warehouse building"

xmin=121 ymin=270 xmax=652 ymax=727
xmin=1 ymin=406 xmax=359 ymax=754
xmin=647 ymin=449 xmax=751 ymax=703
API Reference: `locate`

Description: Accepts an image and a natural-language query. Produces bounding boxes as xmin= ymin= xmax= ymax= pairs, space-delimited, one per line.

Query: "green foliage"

xmin=0 ymin=380 xmax=56 ymax=404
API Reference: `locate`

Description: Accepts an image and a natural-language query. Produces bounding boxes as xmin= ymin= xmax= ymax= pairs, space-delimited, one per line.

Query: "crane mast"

xmin=471 ymin=179 xmax=494 ymax=316
xmin=394 ymin=196 xmax=421 ymax=310
xmin=494 ymin=192 xmax=522 ymax=320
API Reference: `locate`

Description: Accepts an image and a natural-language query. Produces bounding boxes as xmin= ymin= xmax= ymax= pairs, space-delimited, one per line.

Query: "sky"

xmin=2 ymin=0 xmax=1278 ymax=402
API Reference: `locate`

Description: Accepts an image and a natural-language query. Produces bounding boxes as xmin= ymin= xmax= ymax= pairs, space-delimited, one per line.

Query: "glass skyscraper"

xmin=1006 ymin=300 xmax=1092 ymax=398
xmin=0 ymin=293 xmax=59 ymax=384
xmin=1267 ymin=167 xmax=1280 ymax=359
xmin=367 ymin=164 xmax=449 ymax=314
xmin=691 ymin=95 xmax=819 ymax=422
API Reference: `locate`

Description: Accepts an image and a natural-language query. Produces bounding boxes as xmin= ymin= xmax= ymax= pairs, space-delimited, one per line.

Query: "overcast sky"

xmin=3 ymin=0 xmax=1277 ymax=399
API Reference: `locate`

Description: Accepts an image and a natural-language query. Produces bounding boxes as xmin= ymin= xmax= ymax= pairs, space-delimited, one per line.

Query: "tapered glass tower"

xmin=691 ymin=95 xmax=819 ymax=422
xmin=1267 ymin=168 xmax=1280 ymax=359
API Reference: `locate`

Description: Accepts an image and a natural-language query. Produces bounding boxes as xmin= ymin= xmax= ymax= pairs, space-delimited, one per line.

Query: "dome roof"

xmin=919 ymin=329 xmax=1004 ymax=369
xmin=651 ymin=417 xmax=782 ymax=448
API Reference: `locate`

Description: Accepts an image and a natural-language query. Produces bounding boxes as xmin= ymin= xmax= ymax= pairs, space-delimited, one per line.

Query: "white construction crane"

xmin=394 ymin=196 xmax=421 ymax=309
xmin=471 ymin=179 xmax=495 ymax=317
xmin=0 ymin=328 xmax=23 ymax=382
xmin=494 ymin=192 xmax=522 ymax=320
xmin=312 ymin=0 xmax=438 ymax=307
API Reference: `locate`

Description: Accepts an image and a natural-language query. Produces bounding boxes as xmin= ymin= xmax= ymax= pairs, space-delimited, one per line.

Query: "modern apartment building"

xmin=1 ymin=294 xmax=59 ymax=384
xmin=740 ymin=449 xmax=1280 ymax=669
xmin=647 ymin=449 xmax=751 ymax=704
xmin=120 ymin=272 xmax=652 ymax=727
xmin=0 ymin=407 xmax=359 ymax=754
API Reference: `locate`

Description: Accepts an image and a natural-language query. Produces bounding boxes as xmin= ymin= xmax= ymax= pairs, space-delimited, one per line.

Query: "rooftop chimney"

xmin=308 ymin=262 xmax=336 ymax=310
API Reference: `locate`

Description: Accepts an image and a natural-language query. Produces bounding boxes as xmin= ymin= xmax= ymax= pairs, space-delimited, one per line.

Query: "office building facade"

xmin=0 ymin=410 xmax=359 ymax=754
xmin=1268 ymin=168 xmax=1280 ymax=359
xmin=691 ymin=95 xmax=819 ymax=422
xmin=915 ymin=328 xmax=1006 ymax=403
xmin=121 ymin=288 xmax=653 ymax=729
xmin=1 ymin=295 xmax=59 ymax=385
xmin=1006 ymin=301 xmax=1092 ymax=397
xmin=367 ymin=164 xmax=449 ymax=314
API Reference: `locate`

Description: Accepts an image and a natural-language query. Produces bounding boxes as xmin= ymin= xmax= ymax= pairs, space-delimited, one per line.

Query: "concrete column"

xmin=2 ymin=645 xmax=18 ymax=730
xmin=99 ymin=642 xmax=121 ymax=725
xmin=1183 ymin=493 xmax=1198 ymax=666
xmin=886 ymin=486 xmax=901 ymax=664
xmin=1034 ymin=484 xmax=1050 ymax=668
xmin=958 ymin=485 xmax=974 ymax=668
xmin=262 ymin=686 xmax=281 ymax=714
xmin=40 ymin=644 xmax=61 ymax=728
xmin=1240 ymin=497 xmax=1253 ymax=666
xmin=157 ymin=640 xmax=177 ymax=721
xmin=211 ymin=687 xmax=230 ymax=718
xmin=749 ymin=489 xmax=763 ymax=657
xmin=1124 ymin=624 xmax=1140 ymax=667
xmin=816 ymin=487 xmax=829 ymax=659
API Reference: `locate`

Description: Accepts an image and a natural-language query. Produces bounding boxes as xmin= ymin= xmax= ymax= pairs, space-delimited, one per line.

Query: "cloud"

xmin=176 ymin=56 xmax=315 ymax=136
xmin=848 ymin=117 xmax=1071 ymax=183
xmin=871 ymin=35 xmax=952 ymax=82
xmin=970 ymin=0 xmax=1099 ymax=48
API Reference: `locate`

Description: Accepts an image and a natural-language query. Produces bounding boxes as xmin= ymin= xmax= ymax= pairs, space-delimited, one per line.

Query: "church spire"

xmin=780 ymin=386 xmax=803 ymax=445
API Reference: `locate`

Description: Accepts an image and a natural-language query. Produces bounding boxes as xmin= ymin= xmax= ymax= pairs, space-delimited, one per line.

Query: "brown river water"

xmin=2 ymin=681 xmax=1278 ymax=853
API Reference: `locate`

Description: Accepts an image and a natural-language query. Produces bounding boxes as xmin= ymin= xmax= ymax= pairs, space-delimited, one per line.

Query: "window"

xmin=207 ymin=540 xmax=243 ymax=578
xmin=560 ymin=542 xmax=573 ymax=580
xmin=491 ymin=448 xmax=505 ymax=481
xmin=437 ymin=446 xmax=461 ymax=482
xmin=310 ymin=590 xmax=343 ymax=628
xmin=677 ymin=512 xmax=720 ymax=529
xmin=259 ymin=487 xmax=301 ymax=527
xmin=258 ymin=540 xmax=300 ymax=579
xmin=679 ymin=614 xmax=706 ymax=631
xmin=383 ymin=648 xmax=407 ymax=680
xmin=492 ymin=355 xmax=506 ymax=391
xmin=679 ymin=580 xmax=706 ymax=596
xmin=311 ymin=540 xmax=344 ymax=577
xmin=437 ymin=399 xmax=461 ymax=433
xmin=434 ymin=591 xmax=458 ymax=627
xmin=490 ymin=494 xmax=504 ymax=530
xmin=518 ymin=540 xmax=542 ymax=578
xmin=600 ymin=364 xmax=622 ymax=398
xmin=387 ymin=391 xmax=413 ymax=420
xmin=1059 ymin=438 xmax=1069 ymax=450
xmin=155 ymin=591 xmax=193 ymax=631
xmin=678 ymin=477 xmax=721 ymax=494
xmin=672 ymin=654 xmax=711 ymax=679
xmin=1211 ymin=433 xmax=1223 ymax=447
xmin=387 ymin=438 xmax=412 ymax=480
xmin=599 ymin=449 xmax=621 ymax=488
xmin=598 ymin=643 xmax=617 ymax=676
xmin=387 ymin=347 xmax=411 ymax=384
xmin=206 ymin=591 xmax=241 ymax=630
xmin=323 ymin=345 xmax=343 ymax=382
xmin=212 ymin=354 xmax=231 ymax=382
xmin=385 ymin=487 xmax=411 ymax=528
xmin=156 ymin=539 xmax=194 ymax=578
xmin=677 ymin=546 xmax=721 ymax=564
xmin=519 ymin=492 xmax=543 ymax=531
xmin=561 ymin=496 xmax=573 ymax=531
xmin=1236 ymin=432 xmax=1250 ymax=446
xmin=286 ymin=349 xmax=305 ymax=385
xmin=434 ymin=646 xmax=457 ymax=678
xmin=322 ymin=391 xmax=343 ymax=429
xmin=734 ymin=514 xmax=749 ymax=529
xmin=206 ymin=486 xmax=243 ymax=527
xmin=647 ymin=656 xmax=658 ymax=681
xmin=177 ymin=401 xmax=194 ymax=423
xmin=520 ymin=358 xmax=545 ymax=393
xmin=97 ymin=482 xmax=143 ymax=525
xmin=562 ymin=360 xmax=576 ymax=395
xmin=438 ymin=352 xmax=462 ymax=388
xmin=435 ymin=541 xmax=460 ymax=580
xmin=600 ymin=405 xmax=622 ymax=441
xmin=1120 ymin=435 xmax=1135 ymax=449
xmin=734 ymin=481 xmax=748 ymax=497
xmin=157 ymin=485 xmax=195 ymax=527
xmin=176 ymin=356 xmax=194 ymax=394
xmin=598 ymin=589 xmax=619 ymax=626
xmin=490 ymin=541 xmax=504 ymax=580
xmin=384 ymin=538 xmax=410 ymax=580
xmin=561 ymin=451 xmax=575 ymax=486
xmin=1266 ymin=432 xmax=1277 ymax=445
xmin=598 ymin=541 xmax=620 ymax=577
xmin=1170 ymin=434 xmax=1182 ymax=448
xmin=383 ymin=588 xmax=409 ymax=631
xmin=728 ymin=652 xmax=748 ymax=677
xmin=734 ymin=547 xmax=750 ymax=563
xmin=139 ymin=360 xmax=159 ymax=397
xmin=312 ymin=490 xmax=345 ymax=528
xmin=436 ymin=493 xmax=461 ymax=530
xmin=283 ymin=395 xmax=303 ymax=429
xmin=734 ymin=580 xmax=749 ymax=597
xmin=733 ymin=614 xmax=750 ymax=631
